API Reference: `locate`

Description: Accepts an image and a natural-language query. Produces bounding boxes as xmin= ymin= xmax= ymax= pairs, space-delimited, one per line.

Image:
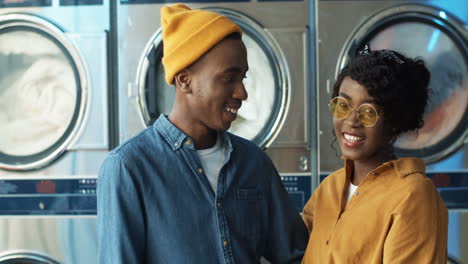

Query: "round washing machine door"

xmin=0 ymin=14 xmax=88 ymax=171
xmin=0 ymin=251 xmax=60 ymax=264
xmin=136 ymin=8 xmax=290 ymax=148
xmin=338 ymin=5 xmax=468 ymax=163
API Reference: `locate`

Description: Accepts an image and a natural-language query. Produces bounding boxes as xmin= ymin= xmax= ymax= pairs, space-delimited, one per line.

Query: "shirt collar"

xmin=154 ymin=115 xmax=188 ymax=151
xmin=342 ymin=156 xmax=425 ymax=178
xmin=154 ymin=114 xmax=234 ymax=153
xmin=390 ymin=157 xmax=425 ymax=178
xmin=221 ymin=132 xmax=233 ymax=154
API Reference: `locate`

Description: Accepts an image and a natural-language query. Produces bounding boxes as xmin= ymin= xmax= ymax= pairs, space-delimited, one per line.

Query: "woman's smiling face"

xmin=334 ymin=77 xmax=386 ymax=162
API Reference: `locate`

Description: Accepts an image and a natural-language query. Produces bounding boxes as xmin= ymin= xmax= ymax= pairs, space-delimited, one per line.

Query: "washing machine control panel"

xmin=0 ymin=0 xmax=103 ymax=7
xmin=281 ymin=175 xmax=311 ymax=213
xmin=0 ymin=0 xmax=51 ymax=7
xmin=60 ymin=0 xmax=103 ymax=5
xmin=428 ymin=171 xmax=468 ymax=209
xmin=0 ymin=178 xmax=97 ymax=215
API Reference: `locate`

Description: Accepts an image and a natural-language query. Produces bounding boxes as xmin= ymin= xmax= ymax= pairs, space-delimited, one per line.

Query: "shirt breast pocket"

xmin=235 ymin=187 xmax=262 ymax=240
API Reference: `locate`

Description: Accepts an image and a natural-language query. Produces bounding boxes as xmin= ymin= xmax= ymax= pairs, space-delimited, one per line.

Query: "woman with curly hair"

xmin=302 ymin=48 xmax=448 ymax=263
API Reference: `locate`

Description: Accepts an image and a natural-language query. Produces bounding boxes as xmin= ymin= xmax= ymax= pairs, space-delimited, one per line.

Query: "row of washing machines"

xmin=0 ymin=0 xmax=466 ymax=263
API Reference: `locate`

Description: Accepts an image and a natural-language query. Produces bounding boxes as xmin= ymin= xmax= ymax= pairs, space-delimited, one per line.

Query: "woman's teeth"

xmin=225 ymin=107 xmax=238 ymax=114
xmin=344 ymin=133 xmax=363 ymax=142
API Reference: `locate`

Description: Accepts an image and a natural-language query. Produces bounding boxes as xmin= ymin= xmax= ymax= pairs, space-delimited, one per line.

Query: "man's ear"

xmin=174 ymin=69 xmax=192 ymax=94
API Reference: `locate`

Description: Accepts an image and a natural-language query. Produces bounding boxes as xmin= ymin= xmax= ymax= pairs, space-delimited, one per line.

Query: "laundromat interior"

xmin=0 ymin=0 xmax=467 ymax=263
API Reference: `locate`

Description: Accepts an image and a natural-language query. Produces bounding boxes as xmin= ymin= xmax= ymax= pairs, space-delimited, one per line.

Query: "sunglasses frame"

xmin=328 ymin=96 xmax=380 ymax=127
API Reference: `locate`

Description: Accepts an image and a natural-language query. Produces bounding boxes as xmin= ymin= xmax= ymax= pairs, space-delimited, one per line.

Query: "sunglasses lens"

xmin=358 ymin=105 xmax=378 ymax=127
xmin=329 ymin=97 xmax=350 ymax=119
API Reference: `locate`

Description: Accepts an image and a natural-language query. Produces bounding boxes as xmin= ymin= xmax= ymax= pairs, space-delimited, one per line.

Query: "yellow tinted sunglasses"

xmin=328 ymin=96 xmax=380 ymax=127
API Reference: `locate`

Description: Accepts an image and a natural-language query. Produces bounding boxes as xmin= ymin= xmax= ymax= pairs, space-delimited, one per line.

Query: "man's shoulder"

xmin=99 ymin=126 xmax=165 ymax=179
xmin=111 ymin=126 xmax=162 ymax=160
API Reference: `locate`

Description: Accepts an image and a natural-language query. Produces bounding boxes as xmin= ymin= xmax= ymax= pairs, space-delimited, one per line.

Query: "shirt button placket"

xmin=217 ymin=199 xmax=233 ymax=263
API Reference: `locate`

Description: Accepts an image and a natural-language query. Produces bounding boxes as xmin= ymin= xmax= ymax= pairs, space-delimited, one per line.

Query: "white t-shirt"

xmin=196 ymin=135 xmax=227 ymax=193
xmin=346 ymin=182 xmax=359 ymax=203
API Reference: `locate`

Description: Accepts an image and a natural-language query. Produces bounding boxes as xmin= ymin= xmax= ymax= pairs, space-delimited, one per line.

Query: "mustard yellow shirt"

xmin=302 ymin=157 xmax=448 ymax=264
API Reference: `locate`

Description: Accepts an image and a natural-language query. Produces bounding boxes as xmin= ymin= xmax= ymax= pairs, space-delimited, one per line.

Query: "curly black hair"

xmin=332 ymin=49 xmax=430 ymax=144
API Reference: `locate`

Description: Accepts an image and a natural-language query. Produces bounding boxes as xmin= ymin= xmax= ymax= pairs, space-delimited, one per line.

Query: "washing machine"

xmin=117 ymin=0 xmax=312 ymax=212
xmin=316 ymin=0 xmax=468 ymax=263
xmin=0 ymin=0 xmax=110 ymax=263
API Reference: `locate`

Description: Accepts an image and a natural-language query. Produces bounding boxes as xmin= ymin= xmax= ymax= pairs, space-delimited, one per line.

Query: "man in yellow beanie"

xmin=97 ymin=3 xmax=308 ymax=264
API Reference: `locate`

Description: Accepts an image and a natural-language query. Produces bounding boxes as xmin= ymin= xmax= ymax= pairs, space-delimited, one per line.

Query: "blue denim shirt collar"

xmin=154 ymin=115 xmax=188 ymax=151
xmin=221 ymin=132 xmax=233 ymax=154
xmin=154 ymin=114 xmax=233 ymax=153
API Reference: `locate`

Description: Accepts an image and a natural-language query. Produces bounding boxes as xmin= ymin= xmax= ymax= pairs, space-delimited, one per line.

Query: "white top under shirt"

xmin=196 ymin=135 xmax=227 ymax=194
xmin=346 ymin=182 xmax=359 ymax=203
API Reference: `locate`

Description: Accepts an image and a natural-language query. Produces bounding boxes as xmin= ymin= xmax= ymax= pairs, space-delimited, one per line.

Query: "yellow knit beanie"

xmin=161 ymin=3 xmax=242 ymax=84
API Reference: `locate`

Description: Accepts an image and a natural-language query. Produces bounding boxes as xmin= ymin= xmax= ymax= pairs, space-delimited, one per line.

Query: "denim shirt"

xmin=97 ymin=115 xmax=308 ymax=264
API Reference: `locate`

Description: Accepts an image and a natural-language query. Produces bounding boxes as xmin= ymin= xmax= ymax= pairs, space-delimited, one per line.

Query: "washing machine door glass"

xmin=231 ymin=33 xmax=277 ymax=142
xmin=138 ymin=9 xmax=289 ymax=148
xmin=366 ymin=21 xmax=468 ymax=162
xmin=0 ymin=16 xmax=85 ymax=170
